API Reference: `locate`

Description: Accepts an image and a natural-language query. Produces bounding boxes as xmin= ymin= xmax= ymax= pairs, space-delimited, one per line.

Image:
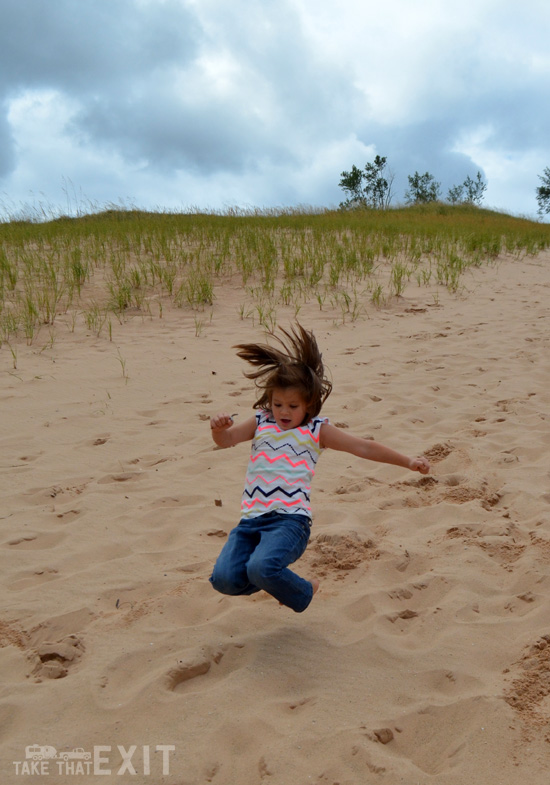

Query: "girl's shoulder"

xmin=256 ymin=409 xmax=273 ymax=425
xmin=306 ymin=415 xmax=329 ymax=438
xmin=311 ymin=414 xmax=329 ymax=425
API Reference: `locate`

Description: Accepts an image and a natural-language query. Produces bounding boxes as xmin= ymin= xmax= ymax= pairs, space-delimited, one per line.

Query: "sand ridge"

xmin=1 ymin=252 xmax=549 ymax=783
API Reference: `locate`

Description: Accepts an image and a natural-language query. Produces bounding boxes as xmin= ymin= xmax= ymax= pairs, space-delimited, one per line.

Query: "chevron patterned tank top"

xmin=240 ymin=410 xmax=327 ymax=520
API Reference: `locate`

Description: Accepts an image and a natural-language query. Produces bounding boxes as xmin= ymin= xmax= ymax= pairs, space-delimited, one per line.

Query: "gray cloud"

xmin=65 ymin=0 xmax=362 ymax=178
xmin=0 ymin=111 xmax=15 ymax=178
xmin=0 ymin=0 xmax=361 ymax=181
xmin=0 ymin=0 xmax=201 ymax=176
xmin=0 ymin=0 xmax=200 ymax=91
xmin=73 ymin=92 xmax=294 ymax=174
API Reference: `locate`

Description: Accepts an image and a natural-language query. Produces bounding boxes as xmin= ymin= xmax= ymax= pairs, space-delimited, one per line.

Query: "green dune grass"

xmin=1 ymin=203 xmax=549 ymax=348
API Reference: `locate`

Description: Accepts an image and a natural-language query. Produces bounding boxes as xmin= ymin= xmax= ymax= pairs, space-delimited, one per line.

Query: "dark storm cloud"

xmin=0 ymin=0 xmax=200 ymax=91
xmin=71 ymin=0 xmax=361 ymax=175
xmin=0 ymin=0 xmax=202 ymax=176
xmin=73 ymin=91 xmax=296 ymax=175
xmin=0 ymin=111 xmax=15 ymax=178
xmin=0 ymin=0 xmax=361 ymax=182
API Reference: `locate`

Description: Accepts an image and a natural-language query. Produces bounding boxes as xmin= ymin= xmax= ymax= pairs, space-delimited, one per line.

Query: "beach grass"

xmin=1 ymin=202 xmax=549 ymax=347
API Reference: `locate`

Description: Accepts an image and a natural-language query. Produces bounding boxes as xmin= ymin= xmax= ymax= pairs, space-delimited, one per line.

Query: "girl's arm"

xmin=320 ymin=422 xmax=430 ymax=474
xmin=210 ymin=413 xmax=257 ymax=448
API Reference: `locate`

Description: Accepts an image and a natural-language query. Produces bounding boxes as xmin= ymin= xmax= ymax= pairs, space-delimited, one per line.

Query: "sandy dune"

xmin=1 ymin=251 xmax=549 ymax=784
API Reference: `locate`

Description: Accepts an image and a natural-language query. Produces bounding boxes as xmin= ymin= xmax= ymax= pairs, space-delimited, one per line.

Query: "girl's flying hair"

xmin=234 ymin=324 xmax=332 ymax=419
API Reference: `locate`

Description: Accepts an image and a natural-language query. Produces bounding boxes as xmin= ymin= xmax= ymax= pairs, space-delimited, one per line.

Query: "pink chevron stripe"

xmin=241 ymin=498 xmax=310 ymax=510
xmin=256 ymin=423 xmax=320 ymax=443
xmin=295 ymin=425 xmax=320 ymax=442
xmin=249 ymin=451 xmax=311 ymax=469
xmin=245 ymin=474 xmax=305 ymax=487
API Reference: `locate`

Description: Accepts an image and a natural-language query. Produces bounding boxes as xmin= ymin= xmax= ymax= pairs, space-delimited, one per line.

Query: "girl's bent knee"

xmin=209 ymin=573 xmax=245 ymax=596
xmin=246 ymin=559 xmax=278 ymax=589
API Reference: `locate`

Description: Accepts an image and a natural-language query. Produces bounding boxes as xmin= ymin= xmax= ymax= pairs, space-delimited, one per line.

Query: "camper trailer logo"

xmin=13 ymin=744 xmax=175 ymax=776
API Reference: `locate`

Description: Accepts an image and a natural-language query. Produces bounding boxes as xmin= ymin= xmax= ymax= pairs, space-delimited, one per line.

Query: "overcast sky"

xmin=1 ymin=0 xmax=549 ymax=219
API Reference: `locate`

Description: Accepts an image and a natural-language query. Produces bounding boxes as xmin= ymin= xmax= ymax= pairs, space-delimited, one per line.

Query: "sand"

xmin=1 ymin=251 xmax=549 ymax=784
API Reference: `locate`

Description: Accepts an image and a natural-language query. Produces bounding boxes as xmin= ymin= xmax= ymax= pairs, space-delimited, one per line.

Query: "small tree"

xmin=464 ymin=172 xmax=487 ymax=205
xmin=339 ymin=155 xmax=394 ymax=210
xmin=339 ymin=164 xmax=364 ymax=208
xmin=536 ymin=167 xmax=550 ymax=216
xmin=448 ymin=171 xmax=487 ymax=206
xmin=405 ymin=171 xmax=441 ymax=204
xmin=447 ymin=183 xmax=465 ymax=204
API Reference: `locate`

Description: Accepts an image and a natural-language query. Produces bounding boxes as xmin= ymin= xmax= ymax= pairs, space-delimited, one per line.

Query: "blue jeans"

xmin=209 ymin=511 xmax=313 ymax=613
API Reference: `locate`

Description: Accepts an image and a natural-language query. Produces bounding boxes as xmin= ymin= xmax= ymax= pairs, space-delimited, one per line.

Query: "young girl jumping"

xmin=209 ymin=324 xmax=430 ymax=613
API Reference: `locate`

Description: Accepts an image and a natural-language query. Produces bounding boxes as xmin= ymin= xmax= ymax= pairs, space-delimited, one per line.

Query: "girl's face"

xmin=270 ymin=387 xmax=308 ymax=430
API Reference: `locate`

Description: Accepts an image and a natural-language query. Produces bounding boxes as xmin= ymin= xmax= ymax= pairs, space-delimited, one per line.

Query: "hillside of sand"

xmin=1 ymin=251 xmax=549 ymax=784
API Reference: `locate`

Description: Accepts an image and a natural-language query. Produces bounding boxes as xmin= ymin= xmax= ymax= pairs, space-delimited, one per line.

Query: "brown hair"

xmin=234 ymin=324 xmax=332 ymax=420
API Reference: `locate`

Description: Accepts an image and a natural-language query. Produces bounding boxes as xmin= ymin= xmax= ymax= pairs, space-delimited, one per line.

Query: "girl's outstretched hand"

xmin=409 ymin=456 xmax=430 ymax=474
xmin=210 ymin=412 xmax=234 ymax=432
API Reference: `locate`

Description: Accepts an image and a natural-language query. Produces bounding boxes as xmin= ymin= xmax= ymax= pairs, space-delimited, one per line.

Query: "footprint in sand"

xmin=386 ymin=609 xmax=419 ymax=624
xmin=27 ymin=608 xmax=96 ymax=680
xmin=164 ymin=643 xmax=247 ymax=693
xmin=32 ymin=634 xmax=85 ymax=680
xmin=375 ymin=576 xmax=451 ymax=631
xmin=441 ymin=476 xmax=501 ymax=509
xmin=16 ymin=452 xmax=44 ymax=463
xmin=166 ymin=656 xmax=218 ymax=688
xmin=148 ymin=496 xmax=184 ymax=509
xmin=24 ymin=480 xmax=91 ymax=503
xmin=131 ymin=454 xmax=177 ymax=468
xmin=55 ymin=508 xmax=81 ymax=523
xmin=446 ymin=526 xmax=526 ymax=570
xmin=390 ymin=474 xmax=502 ymax=512
xmin=530 ymin=532 xmax=550 ymax=561
xmin=287 ymin=696 xmax=316 ymax=712
xmin=11 ymin=567 xmax=60 ymax=591
xmin=97 ymin=471 xmax=147 ymax=484
xmin=372 ymin=698 xmax=488 ymax=775
xmin=457 ymin=592 xmax=541 ymax=624
xmin=89 ymin=434 xmax=110 ymax=446
xmin=4 ymin=532 xmax=65 ymax=550
xmin=387 ymin=587 xmax=414 ymax=601
xmin=334 ymin=477 xmax=383 ymax=495
xmin=0 ymin=620 xmax=27 ymax=649
xmin=423 ymin=442 xmax=454 ymax=463
xmin=307 ymin=532 xmax=380 ymax=578
xmin=504 ymin=634 xmax=550 ymax=738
